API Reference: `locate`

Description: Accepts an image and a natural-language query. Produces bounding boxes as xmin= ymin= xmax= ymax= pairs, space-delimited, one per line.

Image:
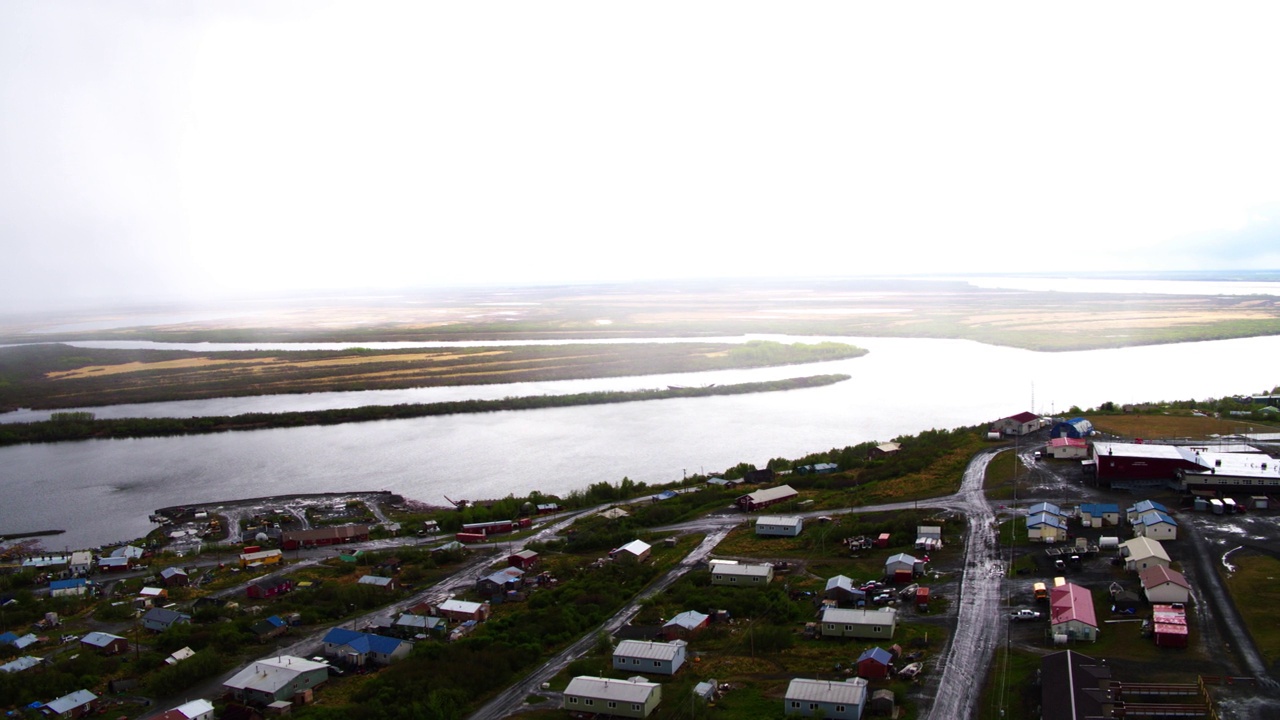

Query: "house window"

xmin=632 ymin=658 xmax=640 ymax=665
xmin=569 ymin=697 xmax=578 ymax=705
xmin=837 ymin=705 xmax=845 ymax=712
xmin=791 ymin=701 xmax=800 ymax=709
xmin=873 ymin=626 xmax=882 ymax=632
xmin=585 ymin=699 xmax=594 ymax=706
xmin=653 ymin=661 xmax=661 ymax=667
xmin=608 ymin=702 xmax=617 ymax=709
xmin=809 ymin=703 xmax=819 ymax=710
xmin=632 ymin=704 xmax=641 ymax=711
xmin=731 ymin=577 xmax=737 ymax=582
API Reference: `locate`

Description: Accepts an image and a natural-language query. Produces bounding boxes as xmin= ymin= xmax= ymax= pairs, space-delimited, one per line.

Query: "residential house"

xmin=824 ymin=575 xmax=866 ymax=606
xmin=161 ymin=567 xmax=189 ymax=587
xmin=856 ymin=647 xmax=894 ymax=679
xmin=0 ymin=656 xmax=42 ymax=674
xmin=662 ymin=610 xmax=710 ymax=640
xmin=246 ymin=577 xmax=293 ymax=599
xmin=80 ymin=632 xmax=128 ymax=656
xmin=710 ymin=562 xmax=773 ymax=586
xmin=135 ymin=586 xmax=167 ymax=609
xmin=563 ymin=676 xmax=662 ymax=719
xmin=321 ymin=628 xmax=412 ymax=667
xmin=49 ymin=578 xmax=89 ymax=598
xmin=165 ymin=647 xmax=196 ymax=665
xmin=784 ymin=678 xmax=869 ymax=720
xmin=820 ymin=607 xmax=897 ymax=640
xmin=142 ymin=607 xmax=191 ymax=633
xmin=357 ymin=575 xmax=397 ymax=591
xmin=1048 ymin=437 xmax=1089 ymax=459
xmin=869 ymin=442 xmax=901 ymax=458
xmin=1078 ymin=504 xmax=1120 ymax=527
xmin=612 ymin=540 xmax=652 ymax=562
xmin=1027 ymin=513 xmax=1069 ymax=544
xmin=155 ymin=699 xmax=215 ymax=720
xmin=1120 ymin=537 xmax=1171 ymax=572
xmin=995 ymin=411 xmax=1042 ymax=436
xmin=755 ymin=515 xmax=804 ymax=537
xmin=97 ymin=556 xmax=130 ymax=573
xmin=437 ymin=599 xmax=490 ymax=623
xmin=0 ymin=633 xmax=38 ymax=650
xmin=735 ymin=484 xmax=799 ymax=512
xmin=612 ymin=639 xmax=687 ymax=676
xmin=1049 ymin=583 xmax=1098 ymax=642
xmin=222 ymin=656 xmax=329 ymax=705
xmin=43 ymin=689 xmax=98 ymax=718
xmin=1133 ymin=511 xmax=1178 ymax=541
xmin=394 ymin=613 xmax=445 ymax=638
xmin=68 ymin=551 xmax=93 ymax=576
xmin=252 ymin=615 xmax=289 ymax=642
xmin=1126 ymin=500 xmax=1168 ymax=524
xmin=476 ymin=567 xmax=525 ymax=597
xmin=1140 ymin=566 xmax=1191 ymax=605
xmin=508 ymin=550 xmax=539 ymax=570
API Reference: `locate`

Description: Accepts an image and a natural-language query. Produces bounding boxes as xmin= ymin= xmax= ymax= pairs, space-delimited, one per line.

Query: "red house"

xmin=246 ymin=578 xmax=293 ymax=599
xmin=281 ymin=524 xmax=370 ymax=551
xmin=508 ymin=550 xmax=539 ymax=570
xmin=857 ymin=647 xmax=893 ymax=679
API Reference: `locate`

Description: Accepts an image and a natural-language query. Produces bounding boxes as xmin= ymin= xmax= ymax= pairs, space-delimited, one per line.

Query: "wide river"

xmin=4 ymin=333 xmax=1280 ymax=549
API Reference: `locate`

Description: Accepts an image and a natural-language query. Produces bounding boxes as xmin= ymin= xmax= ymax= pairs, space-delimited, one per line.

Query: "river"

xmin=3 ymin=333 xmax=1280 ymax=549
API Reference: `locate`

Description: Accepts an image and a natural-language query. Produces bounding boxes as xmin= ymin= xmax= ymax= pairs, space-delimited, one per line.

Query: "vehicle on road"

xmin=1010 ymin=609 xmax=1041 ymax=621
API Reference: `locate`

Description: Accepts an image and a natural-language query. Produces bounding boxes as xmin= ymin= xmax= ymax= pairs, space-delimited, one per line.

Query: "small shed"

xmin=508 ymin=550 xmax=539 ymax=570
xmin=612 ymin=540 xmax=652 ymax=562
xmin=874 ymin=533 xmax=890 ymax=549
xmin=160 ymin=567 xmax=190 ymax=587
xmin=867 ymin=689 xmax=896 ymax=717
xmin=884 ymin=553 xmax=921 ymax=581
xmin=856 ymin=647 xmax=893 ymax=679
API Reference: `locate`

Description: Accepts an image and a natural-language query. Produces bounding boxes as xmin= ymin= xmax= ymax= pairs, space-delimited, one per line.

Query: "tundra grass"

xmin=1087 ymin=413 xmax=1278 ymax=441
xmin=1222 ymin=553 xmax=1280 ymax=666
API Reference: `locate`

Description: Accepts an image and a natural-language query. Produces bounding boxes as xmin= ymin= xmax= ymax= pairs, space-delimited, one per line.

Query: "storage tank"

xmin=1099 ymin=536 xmax=1119 ymax=550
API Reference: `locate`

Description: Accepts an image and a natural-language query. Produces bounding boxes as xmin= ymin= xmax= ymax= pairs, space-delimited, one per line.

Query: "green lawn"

xmin=1223 ymin=553 xmax=1280 ymax=666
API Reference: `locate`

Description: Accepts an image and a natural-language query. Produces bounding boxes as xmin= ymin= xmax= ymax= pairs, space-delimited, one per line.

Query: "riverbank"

xmin=0 ymin=373 xmax=850 ymax=446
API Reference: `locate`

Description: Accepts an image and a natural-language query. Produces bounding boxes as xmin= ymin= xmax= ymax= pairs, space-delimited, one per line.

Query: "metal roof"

xmin=822 ymin=607 xmax=897 ymax=625
xmin=614 ymin=640 xmax=684 ymax=662
xmin=785 ymin=677 xmax=868 ymax=705
xmin=1121 ymin=537 xmax=1170 ymax=562
xmin=1050 ymin=582 xmax=1097 ymax=629
xmin=857 ymin=647 xmax=893 ymax=665
xmin=565 ymin=676 xmax=659 ymax=703
xmin=617 ymin=539 xmax=651 ymax=556
xmin=81 ymin=632 xmax=125 ymax=648
xmin=1140 ymin=565 xmax=1189 ymax=590
xmin=739 ymin=485 xmax=798 ymax=504
xmin=664 ymin=610 xmax=709 ymax=630
xmin=224 ymin=656 xmax=328 ymax=694
xmin=755 ymin=515 xmax=802 ymax=526
xmin=713 ymin=563 xmax=772 ymax=578
xmin=45 ymin=690 xmax=97 ymax=714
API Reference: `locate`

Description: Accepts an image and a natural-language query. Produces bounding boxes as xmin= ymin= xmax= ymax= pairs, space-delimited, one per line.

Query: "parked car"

xmin=1010 ymin=609 xmax=1041 ymax=621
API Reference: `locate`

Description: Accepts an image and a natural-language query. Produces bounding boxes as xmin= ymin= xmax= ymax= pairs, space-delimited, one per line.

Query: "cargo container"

xmin=916 ymin=587 xmax=930 ymax=611
xmin=455 ymin=532 xmax=487 ymax=544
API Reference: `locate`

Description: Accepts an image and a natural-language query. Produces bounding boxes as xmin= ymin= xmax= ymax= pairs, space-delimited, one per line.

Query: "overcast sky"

xmin=3 ymin=2 xmax=1280 ymax=312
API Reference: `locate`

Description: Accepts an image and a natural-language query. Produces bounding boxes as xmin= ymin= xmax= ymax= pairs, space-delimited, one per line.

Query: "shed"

xmin=884 ymin=553 xmax=921 ymax=580
xmin=874 ymin=533 xmax=890 ymax=549
xmin=508 ymin=550 xmax=539 ymax=570
xmin=80 ymin=632 xmax=129 ymax=656
xmin=612 ymin=540 xmax=652 ymax=562
xmin=856 ymin=647 xmax=893 ymax=679
xmin=867 ymin=689 xmax=896 ymax=717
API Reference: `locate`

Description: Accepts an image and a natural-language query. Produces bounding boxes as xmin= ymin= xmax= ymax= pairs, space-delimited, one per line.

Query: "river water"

xmin=3 ymin=333 xmax=1280 ymax=549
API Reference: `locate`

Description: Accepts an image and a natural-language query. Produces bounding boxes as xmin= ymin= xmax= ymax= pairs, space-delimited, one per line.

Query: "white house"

xmin=711 ymin=562 xmax=774 ymax=586
xmin=158 ymin=698 xmax=216 ymax=720
xmin=1120 ymin=537 xmax=1171 ymax=572
xmin=820 ymin=607 xmax=897 ymax=640
xmin=563 ymin=676 xmax=662 ymax=718
xmin=785 ymin=678 xmax=868 ymax=720
xmin=1140 ymin=566 xmax=1191 ymax=604
xmin=613 ymin=540 xmax=652 ymax=562
xmin=222 ymin=656 xmax=329 ymax=705
xmin=755 ymin=515 xmax=804 ymax=537
xmin=612 ymin=639 xmax=687 ymax=676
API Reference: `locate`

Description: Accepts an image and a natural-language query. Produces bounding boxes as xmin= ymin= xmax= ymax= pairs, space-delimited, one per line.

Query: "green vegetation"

xmin=1223 ymin=553 xmax=1280 ymax=665
xmin=0 ymin=374 xmax=850 ymax=446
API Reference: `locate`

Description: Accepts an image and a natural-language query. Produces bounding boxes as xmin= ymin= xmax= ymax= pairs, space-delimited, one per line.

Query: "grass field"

xmin=1223 ymin=553 xmax=1280 ymax=666
xmin=1087 ymin=413 xmax=1277 ymax=440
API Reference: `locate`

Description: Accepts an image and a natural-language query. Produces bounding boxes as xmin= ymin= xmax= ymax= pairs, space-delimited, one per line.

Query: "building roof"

xmin=0 ymin=656 xmax=41 ymax=674
xmin=614 ymin=639 xmax=685 ymax=662
xmin=738 ymin=485 xmax=798 ymax=505
xmin=510 ymin=549 xmax=538 ymax=560
xmin=322 ymin=628 xmax=407 ymax=656
xmin=755 ymin=515 xmax=802 ymax=526
xmin=282 ymin=524 xmax=370 ymax=542
xmin=1127 ymin=500 xmax=1167 ymax=514
xmin=1140 ymin=565 xmax=1190 ymax=590
xmin=143 ymin=607 xmax=190 ymax=626
xmin=1049 ymin=437 xmax=1087 ymax=448
xmin=45 ymin=689 xmax=98 ymax=714
xmin=713 ymin=562 xmax=772 ymax=578
xmin=1121 ymin=536 xmax=1170 ymax=563
xmin=1028 ymin=502 xmax=1063 ymax=517
xmin=617 ymin=539 xmax=651 ymax=557
xmin=49 ymin=578 xmax=87 ymax=591
xmin=875 ymin=442 xmax=901 ymax=453
xmin=358 ymin=575 xmax=394 ymax=587
xmin=1041 ymin=650 xmax=1111 ymax=720
xmin=1028 ymin=512 xmax=1068 ymax=530
xmin=1049 ymin=583 xmax=1097 ymax=629
xmin=822 ymin=607 xmax=897 ymax=625
xmin=1079 ymin=503 xmax=1119 ymax=516
xmin=1137 ymin=511 xmax=1178 ymax=527
xmin=438 ymin=599 xmax=485 ymax=615
xmin=785 ymin=677 xmax=868 ymax=706
xmin=825 ymin=575 xmax=860 ymax=594
xmin=565 ymin=676 xmax=659 ymax=703
xmin=1006 ymin=411 xmax=1040 ymax=423
xmin=81 ymin=632 xmax=126 ymax=648
xmin=664 ymin=610 xmax=709 ymax=630
xmin=224 ymin=656 xmax=328 ymax=694
xmin=857 ymin=647 xmax=893 ymax=665
xmin=161 ymin=567 xmax=188 ymax=578
xmin=111 ymin=545 xmax=145 ymax=559
xmin=160 ymin=699 xmax=215 ymax=719
xmin=885 ymin=553 xmax=919 ymax=566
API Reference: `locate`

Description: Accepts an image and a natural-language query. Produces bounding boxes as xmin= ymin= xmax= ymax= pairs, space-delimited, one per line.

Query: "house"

xmin=796 ymin=462 xmax=839 ymax=475
xmin=142 ymin=607 xmax=191 ymax=632
xmin=995 ymin=411 xmax=1042 ymax=436
xmin=820 ymin=607 xmax=897 ymax=640
xmin=612 ymin=639 xmax=687 ymax=676
xmin=281 ymin=524 xmax=370 ymax=550
xmin=476 ymin=567 xmax=526 ymax=597
xmin=80 ymin=631 xmax=129 ymax=656
xmin=68 ymin=551 xmax=93 ymax=576
xmin=1140 ymin=566 xmax=1191 ymax=604
xmin=357 ymin=575 xmax=397 ymax=590
xmin=161 ymin=567 xmax=189 ymax=587
xmin=1120 ymin=537 xmax=1171 ymax=572
xmin=824 ymin=575 xmax=866 ymax=606
xmin=884 ymin=553 xmax=922 ymax=581
xmin=247 ymin=577 xmax=293 ymax=599
xmin=1078 ymin=503 xmax=1120 ymax=527
xmin=564 ymin=676 xmax=662 ymax=718
xmin=437 ymin=599 xmax=490 ymax=623
xmin=856 ymin=646 xmax=894 ymax=679
xmin=165 ymin=647 xmax=196 ymax=665
xmin=1049 ymin=582 xmax=1098 ymax=642
xmin=97 ymin=556 xmax=130 ymax=572
xmin=252 ymin=615 xmax=289 ymax=642
xmin=755 ymin=515 xmax=804 ymax=537
xmin=43 ymin=689 xmax=98 ymax=718
xmin=1126 ymin=500 xmax=1168 ymax=524
xmin=869 ymin=442 xmax=901 ymax=458
xmin=710 ymin=562 xmax=773 ymax=586
xmin=1133 ymin=511 xmax=1178 ymax=541
xmin=239 ymin=550 xmax=283 ymax=569
xmin=0 ymin=656 xmax=42 ymax=674
xmin=49 ymin=578 xmax=89 ymax=598
xmin=223 ymin=656 xmax=329 ymax=705
xmin=155 ymin=699 xmax=216 ymax=720
xmin=612 ymin=539 xmax=652 ymax=562
xmin=1027 ymin=513 xmax=1069 ymax=544
xmin=1028 ymin=501 xmax=1065 ymax=518
xmin=1050 ymin=417 xmax=1094 ymax=439
xmin=1047 ymin=437 xmax=1089 ymax=459
xmin=536 ymin=503 xmax=560 ymax=515
xmin=0 ymin=632 xmax=37 ymax=650
xmin=135 ymin=586 xmax=167 ymax=609
xmin=321 ymin=628 xmax=412 ymax=667
xmin=784 ymin=677 xmax=869 ymax=720
xmin=735 ymin=484 xmax=799 ymax=512
xmin=1041 ymin=650 xmax=1115 ymax=720
xmin=508 ymin=549 xmax=539 ymax=570
xmin=394 ymin=613 xmax=445 ymax=638
xmin=662 ymin=610 xmax=710 ymax=640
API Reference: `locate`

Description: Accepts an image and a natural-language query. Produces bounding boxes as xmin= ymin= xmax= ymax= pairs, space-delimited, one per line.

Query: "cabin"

xmin=1027 ymin=513 xmax=1068 ymax=544
xmin=1078 ymin=503 xmax=1120 ymax=527
xmin=994 ymin=411 xmax=1042 ymax=436
xmin=357 ymin=575 xmax=397 ymax=591
xmin=476 ymin=567 xmax=525 ymax=597
xmin=437 ymin=599 xmax=490 ymax=623
xmin=612 ymin=540 xmax=652 ymax=563
xmin=508 ymin=550 xmax=539 ymax=570
xmin=784 ymin=678 xmax=869 ymax=720
xmin=160 ymin=567 xmax=189 ymax=587
xmin=563 ymin=676 xmax=662 ymax=719
xmin=43 ymin=689 xmax=98 ymax=719
xmin=735 ymin=484 xmax=798 ymax=512
xmin=80 ymin=632 xmax=128 ymax=656
xmin=246 ymin=577 xmax=294 ymax=600
xmin=142 ymin=607 xmax=191 ymax=633
xmin=1132 ymin=511 xmax=1178 ymax=541
xmin=820 ymin=607 xmax=897 ymax=640
xmin=612 ymin=639 xmax=687 ymax=676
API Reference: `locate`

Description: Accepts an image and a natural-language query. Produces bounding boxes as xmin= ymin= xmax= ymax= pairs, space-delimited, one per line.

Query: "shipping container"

xmin=455 ymin=532 xmax=487 ymax=544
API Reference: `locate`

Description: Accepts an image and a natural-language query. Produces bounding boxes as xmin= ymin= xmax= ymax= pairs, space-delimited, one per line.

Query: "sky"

xmin=3 ymin=2 xmax=1280 ymax=313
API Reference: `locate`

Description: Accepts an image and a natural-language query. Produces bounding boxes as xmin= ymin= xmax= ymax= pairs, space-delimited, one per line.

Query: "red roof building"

xmin=1049 ymin=582 xmax=1098 ymax=642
